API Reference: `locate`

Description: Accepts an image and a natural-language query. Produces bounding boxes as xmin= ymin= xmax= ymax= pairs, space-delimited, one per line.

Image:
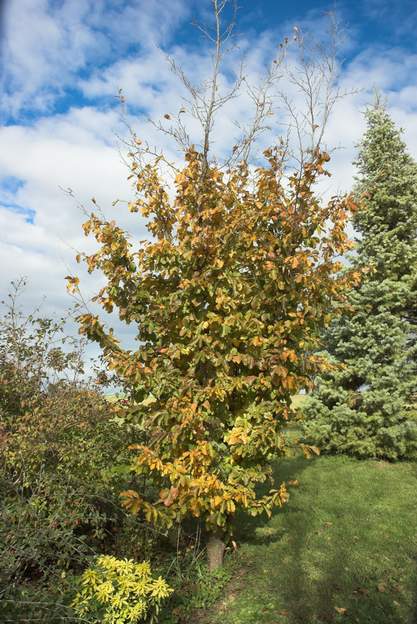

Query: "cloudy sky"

xmin=1 ymin=0 xmax=417 ymax=347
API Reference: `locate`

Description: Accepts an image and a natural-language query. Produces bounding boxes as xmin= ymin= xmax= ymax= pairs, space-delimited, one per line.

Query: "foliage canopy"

xmin=69 ymin=144 xmax=356 ymax=548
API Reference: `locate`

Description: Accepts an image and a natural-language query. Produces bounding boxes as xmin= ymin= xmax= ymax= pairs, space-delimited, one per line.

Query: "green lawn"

xmin=200 ymin=456 xmax=417 ymax=624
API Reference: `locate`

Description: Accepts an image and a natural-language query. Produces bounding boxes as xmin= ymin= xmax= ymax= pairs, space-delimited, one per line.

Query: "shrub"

xmin=72 ymin=555 xmax=173 ymax=623
xmin=0 ymin=385 xmax=134 ymax=584
xmin=0 ymin=283 xmax=147 ymax=619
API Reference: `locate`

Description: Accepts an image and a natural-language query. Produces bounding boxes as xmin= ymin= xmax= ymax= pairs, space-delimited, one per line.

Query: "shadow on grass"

xmin=271 ymin=460 xmax=401 ymax=624
xmin=411 ymin=573 xmax=417 ymax=624
xmin=232 ymin=455 xmax=310 ymax=546
xmin=281 ymin=530 xmax=400 ymax=624
xmin=227 ymin=455 xmax=409 ymax=624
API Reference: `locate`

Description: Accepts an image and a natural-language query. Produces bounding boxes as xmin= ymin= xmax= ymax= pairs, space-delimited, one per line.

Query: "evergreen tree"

xmin=303 ymin=104 xmax=417 ymax=460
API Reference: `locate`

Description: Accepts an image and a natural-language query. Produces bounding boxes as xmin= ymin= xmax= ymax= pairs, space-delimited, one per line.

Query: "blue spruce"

xmin=303 ymin=104 xmax=417 ymax=459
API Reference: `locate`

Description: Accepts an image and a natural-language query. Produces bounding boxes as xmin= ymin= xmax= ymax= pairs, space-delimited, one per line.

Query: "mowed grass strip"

xmin=205 ymin=456 xmax=417 ymax=624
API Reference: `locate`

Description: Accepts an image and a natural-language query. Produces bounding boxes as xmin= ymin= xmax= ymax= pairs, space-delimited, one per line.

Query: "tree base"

xmin=207 ymin=533 xmax=226 ymax=571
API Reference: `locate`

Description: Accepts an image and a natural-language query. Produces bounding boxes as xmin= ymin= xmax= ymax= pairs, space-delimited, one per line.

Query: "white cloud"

xmin=2 ymin=1 xmax=417 ymax=354
xmin=0 ymin=106 xmax=144 ymax=336
xmin=1 ymin=0 xmax=191 ymax=118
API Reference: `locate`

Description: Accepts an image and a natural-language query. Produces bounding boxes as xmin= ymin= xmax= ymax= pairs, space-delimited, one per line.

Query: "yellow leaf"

xmin=120 ymin=490 xmax=142 ymax=514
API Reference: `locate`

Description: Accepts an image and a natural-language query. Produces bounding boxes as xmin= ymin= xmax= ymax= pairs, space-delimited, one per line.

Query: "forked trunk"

xmin=207 ymin=532 xmax=226 ymax=571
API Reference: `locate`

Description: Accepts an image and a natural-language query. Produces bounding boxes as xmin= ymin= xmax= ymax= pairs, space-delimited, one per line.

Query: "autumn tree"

xmin=67 ymin=1 xmax=355 ymax=568
xmin=68 ymin=149 xmax=355 ymax=568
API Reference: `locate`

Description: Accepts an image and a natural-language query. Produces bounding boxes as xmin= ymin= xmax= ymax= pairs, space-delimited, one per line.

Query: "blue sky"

xmin=2 ymin=0 xmax=416 ymax=125
xmin=238 ymin=0 xmax=417 ymax=50
xmin=0 ymin=0 xmax=417 ymax=331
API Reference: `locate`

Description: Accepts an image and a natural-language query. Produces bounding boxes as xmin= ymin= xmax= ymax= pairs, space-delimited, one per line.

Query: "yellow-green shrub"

xmin=72 ymin=555 xmax=173 ymax=623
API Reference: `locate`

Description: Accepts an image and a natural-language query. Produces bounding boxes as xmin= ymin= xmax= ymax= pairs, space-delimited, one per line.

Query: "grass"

xmin=198 ymin=455 xmax=417 ymax=624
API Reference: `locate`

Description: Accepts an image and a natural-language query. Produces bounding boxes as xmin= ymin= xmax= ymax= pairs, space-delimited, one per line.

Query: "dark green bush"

xmin=0 ymin=282 xmax=145 ymax=620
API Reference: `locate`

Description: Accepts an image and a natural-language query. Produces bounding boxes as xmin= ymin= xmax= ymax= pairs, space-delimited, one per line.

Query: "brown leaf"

xmin=162 ymin=486 xmax=179 ymax=507
xmin=334 ymin=607 xmax=347 ymax=615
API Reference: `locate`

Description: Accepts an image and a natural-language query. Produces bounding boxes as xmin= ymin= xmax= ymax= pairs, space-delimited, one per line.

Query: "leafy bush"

xmin=0 ymin=283 xmax=147 ymax=618
xmin=0 ymin=382 xmax=136 ymax=587
xmin=72 ymin=555 xmax=173 ymax=623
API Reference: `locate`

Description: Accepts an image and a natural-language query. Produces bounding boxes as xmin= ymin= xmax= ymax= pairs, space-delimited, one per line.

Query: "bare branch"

xmin=120 ymin=5 xmax=355 ymax=179
xmin=277 ymin=14 xmax=359 ymax=166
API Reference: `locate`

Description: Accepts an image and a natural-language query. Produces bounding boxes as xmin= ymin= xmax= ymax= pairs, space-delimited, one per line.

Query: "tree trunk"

xmin=207 ymin=532 xmax=226 ymax=571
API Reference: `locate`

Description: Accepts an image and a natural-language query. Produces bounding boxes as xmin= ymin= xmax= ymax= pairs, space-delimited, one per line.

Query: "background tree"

xmin=302 ymin=104 xmax=417 ymax=460
xmin=0 ymin=278 xmax=85 ymax=428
